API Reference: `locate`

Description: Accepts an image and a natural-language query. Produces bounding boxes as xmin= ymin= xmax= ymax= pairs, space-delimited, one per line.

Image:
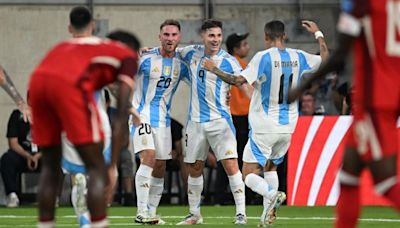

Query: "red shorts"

xmin=29 ymin=75 xmax=104 ymax=147
xmin=346 ymin=109 xmax=399 ymax=161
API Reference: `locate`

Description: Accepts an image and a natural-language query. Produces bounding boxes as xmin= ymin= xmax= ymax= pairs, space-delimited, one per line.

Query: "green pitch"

xmin=0 ymin=205 xmax=399 ymax=227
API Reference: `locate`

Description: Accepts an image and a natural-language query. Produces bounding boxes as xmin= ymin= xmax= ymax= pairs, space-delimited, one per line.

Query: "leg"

xmin=221 ymin=158 xmax=246 ymax=219
xmin=37 ymin=145 xmax=63 ymax=225
xmin=135 ymin=149 xmax=155 ymax=215
xmin=148 ymin=159 xmax=167 ymax=217
xmin=118 ymin=147 xmax=134 ymax=206
xmin=74 ymin=142 xmax=108 ymax=226
xmin=335 ymin=146 xmax=365 ymax=228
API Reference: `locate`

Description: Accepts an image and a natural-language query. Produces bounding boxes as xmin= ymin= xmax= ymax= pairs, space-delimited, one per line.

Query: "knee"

xmin=222 ymin=158 xmax=239 ymax=176
xmin=188 ymin=161 xmax=204 ymax=177
xmin=140 ymin=150 xmax=156 ymax=167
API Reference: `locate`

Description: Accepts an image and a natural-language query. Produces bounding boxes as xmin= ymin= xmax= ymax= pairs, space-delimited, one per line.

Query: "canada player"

xmin=29 ymin=28 xmax=140 ymax=227
xmin=288 ymin=0 xmax=400 ymax=227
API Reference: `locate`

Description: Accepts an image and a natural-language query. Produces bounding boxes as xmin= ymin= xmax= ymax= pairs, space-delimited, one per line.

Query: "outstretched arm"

xmin=0 ymin=65 xmax=31 ymax=122
xmin=201 ymin=58 xmax=247 ymax=86
xmin=302 ymin=20 xmax=329 ymax=61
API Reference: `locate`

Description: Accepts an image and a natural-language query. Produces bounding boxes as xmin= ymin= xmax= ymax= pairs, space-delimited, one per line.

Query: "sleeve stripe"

xmin=337 ymin=13 xmax=362 ymax=37
xmin=92 ymin=56 xmax=121 ymax=68
xmin=118 ymin=74 xmax=134 ymax=90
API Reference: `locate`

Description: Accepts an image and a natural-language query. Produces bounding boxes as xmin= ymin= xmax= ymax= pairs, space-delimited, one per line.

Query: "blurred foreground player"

xmin=28 ymin=17 xmax=140 ymax=227
xmin=288 ymin=0 xmax=400 ymax=227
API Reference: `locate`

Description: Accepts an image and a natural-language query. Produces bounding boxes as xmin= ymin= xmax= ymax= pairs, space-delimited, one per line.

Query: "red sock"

xmin=383 ymin=182 xmax=400 ymax=211
xmin=335 ymin=184 xmax=360 ymax=228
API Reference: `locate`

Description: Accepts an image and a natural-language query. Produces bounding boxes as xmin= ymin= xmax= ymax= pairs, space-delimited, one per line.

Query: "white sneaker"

xmin=259 ymin=191 xmax=286 ymax=227
xmin=75 ymin=173 xmax=88 ymax=215
xmin=234 ymin=213 xmax=247 ymax=225
xmin=135 ymin=211 xmax=159 ymax=224
xmin=7 ymin=192 xmax=19 ymax=208
xmin=176 ymin=213 xmax=203 ymax=225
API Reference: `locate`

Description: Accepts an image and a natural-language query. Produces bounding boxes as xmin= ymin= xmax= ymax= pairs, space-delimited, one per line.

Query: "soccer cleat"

xmin=135 ymin=211 xmax=159 ymax=225
xmin=75 ymin=173 xmax=88 ymax=215
xmin=258 ymin=191 xmax=286 ymax=227
xmin=234 ymin=213 xmax=247 ymax=225
xmin=156 ymin=217 xmax=166 ymax=225
xmin=79 ymin=213 xmax=91 ymax=228
xmin=176 ymin=213 xmax=203 ymax=225
xmin=6 ymin=192 xmax=19 ymax=208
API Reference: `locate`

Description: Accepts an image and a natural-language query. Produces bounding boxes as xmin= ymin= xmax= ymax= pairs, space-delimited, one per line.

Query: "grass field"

xmin=0 ymin=205 xmax=399 ymax=227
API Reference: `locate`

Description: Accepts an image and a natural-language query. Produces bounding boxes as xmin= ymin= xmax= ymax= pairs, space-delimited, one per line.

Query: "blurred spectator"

xmin=0 ymin=109 xmax=41 ymax=207
xmin=300 ymin=92 xmax=319 ymax=115
xmin=308 ymin=73 xmax=341 ymax=115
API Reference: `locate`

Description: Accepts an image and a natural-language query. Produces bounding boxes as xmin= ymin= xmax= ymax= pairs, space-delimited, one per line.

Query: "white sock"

xmin=264 ymin=171 xmax=279 ymax=209
xmin=188 ymin=175 xmax=203 ymax=216
xmin=148 ymin=177 xmax=164 ymax=216
xmin=71 ymin=184 xmax=78 ymax=215
xmin=135 ymin=165 xmax=153 ymax=212
xmin=244 ymin=173 xmax=275 ymax=199
xmin=37 ymin=221 xmax=55 ymax=228
xmin=228 ymin=172 xmax=246 ymax=215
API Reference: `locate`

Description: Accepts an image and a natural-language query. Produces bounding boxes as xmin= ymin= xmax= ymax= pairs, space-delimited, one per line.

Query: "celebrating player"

xmin=176 ymin=19 xmax=250 ymax=225
xmin=131 ymin=19 xmax=190 ymax=224
xmin=202 ymin=20 xmax=328 ymax=226
xmin=28 ymin=17 xmax=140 ymax=227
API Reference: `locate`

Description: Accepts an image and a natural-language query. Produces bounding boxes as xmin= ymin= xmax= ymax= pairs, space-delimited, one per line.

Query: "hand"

xmin=201 ymin=58 xmax=216 ymax=72
xmin=302 ymin=20 xmax=320 ymax=33
xmin=18 ymin=102 xmax=32 ymax=123
xmin=139 ymin=47 xmax=152 ymax=56
xmin=27 ymin=154 xmax=39 ymax=171
xmin=129 ymin=108 xmax=141 ymax=127
xmin=105 ymin=165 xmax=117 ymax=205
xmin=225 ymin=91 xmax=231 ymax=106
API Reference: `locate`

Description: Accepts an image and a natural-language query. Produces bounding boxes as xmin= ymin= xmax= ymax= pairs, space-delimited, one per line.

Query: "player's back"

xmin=246 ymin=47 xmax=321 ymax=133
xmin=133 ymin=48 xmax=189 ymax=128
xmin=351 ymin=0 xmax=400 ymax=109
xmin=31 ymin=36 xmax=134 ymax=90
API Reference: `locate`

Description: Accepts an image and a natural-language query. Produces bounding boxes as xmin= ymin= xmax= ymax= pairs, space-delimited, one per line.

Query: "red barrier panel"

xmin=287 ymin=116 xmax=400 ymax=206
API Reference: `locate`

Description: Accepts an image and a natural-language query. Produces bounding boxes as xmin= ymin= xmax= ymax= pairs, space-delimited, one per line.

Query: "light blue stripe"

xmin=94 ymin=90 xmax=101 ymax=102
xmin=137 ymin=58 xmax=151 ymax=114
xmin=62 ymin=158 xmax=86 ymax=174
xmin=297 ymin=51 xmax=311 ymax=83
xmin=260 ymin=53 xmax=272 ymax=114
xmin=197 ymin=58 xmax=210 ymax=122
xmin=150 ymin=58 xmax=172 ymax=127
xmin=103 ymin=143 xmax=112 ymax=164
xmin=271 ymin=156 xmax=285 ymax=165
xmin=224 ymin=116 xmax=236 ymax=135
xmin=216 ymin=59 xmax=233 ymax=119
xmin=278 ymin=49 xmax=291 ymax=125
xmin=249 ymin=130 xmax=266 ymax=167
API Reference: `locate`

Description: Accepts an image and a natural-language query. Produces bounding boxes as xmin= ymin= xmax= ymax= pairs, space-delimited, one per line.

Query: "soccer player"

xmin=176 ymin=19 xmax=250 ymax=225
xmin=287 ymin=1 xmax=400 ymax=227
xmin=132 ymin=19 xmax=190 ymax=224
xmin=59 ymin=7 xmax=115 ymax=227
xmin=28 ymin=16 xmax=140 ymax=227
xmin=202 ymin=20 xmax=328 ymax=226
xmin=0 ymin=65 xmax=31 ymax=122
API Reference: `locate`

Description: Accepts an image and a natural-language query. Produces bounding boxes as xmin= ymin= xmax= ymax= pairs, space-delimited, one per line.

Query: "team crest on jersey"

xmin=163 ymin=66 xmax=171 ymax=75
xmin=152 ymin=67 xmax=160 ymax=73
xmin=142 ymin=137 xmax=148 ymax=146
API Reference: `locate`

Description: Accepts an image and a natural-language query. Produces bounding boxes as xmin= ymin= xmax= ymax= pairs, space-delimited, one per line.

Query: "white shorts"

xmin=62 ymin=107 xmax=111 ymax=174
xmin=132 ymin=122 xmax=172 ymax=160
xmin=243 ymin=131 xmax=291 ymax=167
xmin=184 ymin=118 xmax=237 ymax=163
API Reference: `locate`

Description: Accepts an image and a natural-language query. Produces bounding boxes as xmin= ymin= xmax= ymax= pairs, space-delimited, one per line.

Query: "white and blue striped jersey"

xmin=242 ymin=47 xmax=321 ymax=133
xmin=179 ymin=45 xmax=242 ymax=123
xmin=132 ymin=47 xmax=190 ymax=128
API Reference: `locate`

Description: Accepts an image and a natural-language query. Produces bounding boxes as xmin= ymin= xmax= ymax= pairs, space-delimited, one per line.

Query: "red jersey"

xmin=29 ymin=36 xmax=138 ymax=147
xmin=338 ymin=0 xmax=400 ymax=112
xmin=31 ymin=36 xmax=137 ymax=90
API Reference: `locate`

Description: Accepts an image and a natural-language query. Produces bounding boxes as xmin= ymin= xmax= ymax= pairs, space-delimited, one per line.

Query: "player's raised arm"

xmin=302 ymin=20 xmax=329 ymax=61
xmin=201 ymin=58 xmax=247 ymax=86
xmin=0 ymin=65 xmax=31 ymax=122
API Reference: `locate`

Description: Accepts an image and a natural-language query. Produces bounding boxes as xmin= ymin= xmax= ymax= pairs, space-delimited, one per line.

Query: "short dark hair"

xmin=160 ymin=19 xmax=181 ymax=31
xmin=69 ymin=6 xmax=93 ymax=30
xmin=107 ymin=30 xmax=141 ymax=51
xmin=201 ymin=19 xmax=222 ymax=31
xmin=264 ymin=20 xmax=285 ymax=40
